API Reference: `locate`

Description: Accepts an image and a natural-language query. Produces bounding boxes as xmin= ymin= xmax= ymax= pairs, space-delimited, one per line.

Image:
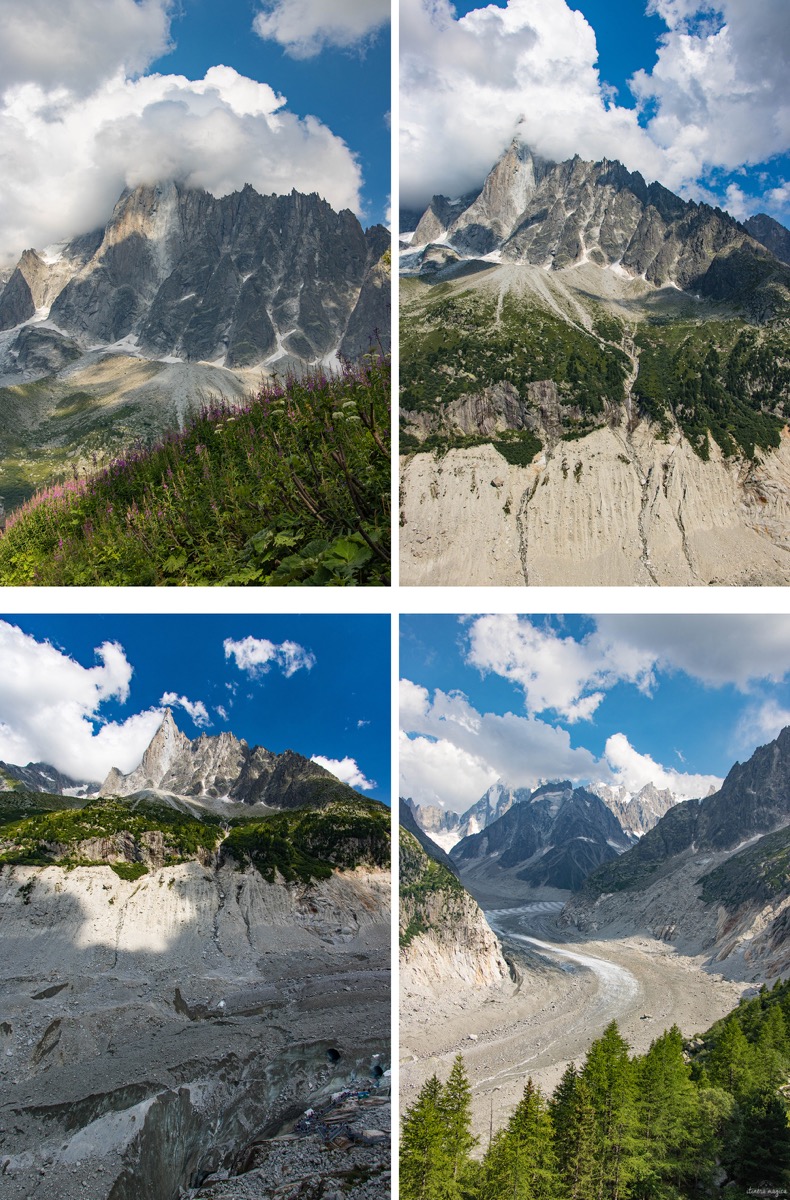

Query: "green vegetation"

xmin=634 ymin=321 xmax=788 ymax=459
xmin=222 ymin=797 xmax=390 ymax=884
xmin=400 ymin=290 xmax=629 ymax=432
xmin=0 ymin=357 xmax=390 ymax=586
xmin=0 ymin=795 xmax=222 ymax=868
xmin=700 ymin=824 xmax=790 ymax=907
xmin=110 ymin=862 xmax=149 ymax=881
xmin=400 ymin=829 xmax=464 ymax=948
xmin=0 ymin=789 xmax=390 ymax=886
xmin=401 ymin=998 xmax=790 ymax=1200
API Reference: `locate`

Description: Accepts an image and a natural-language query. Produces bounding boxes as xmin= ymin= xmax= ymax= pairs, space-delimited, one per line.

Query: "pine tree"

xmin=401 ymin=1075 xmax=455 ymax=1200
xmin=706 ymin=1016 xmax=754 ymax=1098
xmin=551 ymin=1067 xmax=597 ymax=1200
xmin=580 ymin=1021 xmax=637 ymax=1200
xmin=632 ymin=1026 xmax=701 ymax=1198
xmin=440 ymin=1055 xmax=478 ymax=1186
xmin=482 ymin=1078 xmax=558 ymax=1200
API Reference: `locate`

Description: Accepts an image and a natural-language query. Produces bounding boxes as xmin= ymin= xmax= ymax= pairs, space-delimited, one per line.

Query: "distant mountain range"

xmin=563 ymin=726 xmax=790 ymax=978
xmin=406 ymin=775 xmax=684 ymax=856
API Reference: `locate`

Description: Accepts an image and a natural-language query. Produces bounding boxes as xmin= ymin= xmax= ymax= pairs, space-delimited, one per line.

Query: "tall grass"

xmin=0 ymin=355 xmax=390 ymax=586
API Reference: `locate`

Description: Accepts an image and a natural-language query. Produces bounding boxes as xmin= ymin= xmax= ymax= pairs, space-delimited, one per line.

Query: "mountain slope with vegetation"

xmin=0 ymin=356 xmax=390 ymax=585
xmin=399 ymin=142 xmax=790 ymax=586
xmin=0 ymin=789 xmax=390 ymax=884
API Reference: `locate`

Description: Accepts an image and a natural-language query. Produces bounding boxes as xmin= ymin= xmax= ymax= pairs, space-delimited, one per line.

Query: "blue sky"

xmin=0 ymin=614 xmax=390 ymax=802
xmin=400 ymin=614 xmax=790 ymax=813
xmin=0 ymin=0 xmax=390 ymax=262
xmin=152 ymin=0 xmax=391 ymax=225
xmin=402 ymin=0 xmax=790 ymax=227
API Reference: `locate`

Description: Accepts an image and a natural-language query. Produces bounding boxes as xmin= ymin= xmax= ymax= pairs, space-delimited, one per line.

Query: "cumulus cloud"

xmin=311 ymin=754 xmax=376 ymax=791
xmin=0 ymin=621 xmax=164 ymax=782
xmin=400 ymin=677 xmax=724 ymax=813
xmin=0 ymin=0 xmax=172 ymax=95
xmin=400 ymin=0 xmax=662 ymax=209
xmin=160 ymin=691 xmax=211 ymax=728
xmin=0 ymin=66 xmax=363 ymax=261
xmin=463 ymin=615 xmax=790 ymax=727
xmin=224 ymin=635 xmax=316 ymax=679
xmin=254 ymin=0 xmax=389 ymax=58
xmin=400 ymin=0 xmax=790 ymax=218
xmin=603 ymin=732 xmax=721 ymax=800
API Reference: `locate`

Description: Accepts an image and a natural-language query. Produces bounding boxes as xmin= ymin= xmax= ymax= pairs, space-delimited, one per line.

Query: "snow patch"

xmin=40 ymin=242 xmax=67 ymax=265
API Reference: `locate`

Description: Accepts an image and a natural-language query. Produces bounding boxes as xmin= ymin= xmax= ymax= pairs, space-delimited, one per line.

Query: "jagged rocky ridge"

xmin=404 ymin=141 xmax=790 ymax=315
xmin=563 ymin=726 xmax=790 ymax=979
xmin=99 ymin=708 xmax=357 ymax=810
xmin=1 ymin=182 xmax=389 ymax=371
xmin=407 ymin=778 xmax=682 ymax=859
xmin=450 ymin=781 xmax=632 ymax=891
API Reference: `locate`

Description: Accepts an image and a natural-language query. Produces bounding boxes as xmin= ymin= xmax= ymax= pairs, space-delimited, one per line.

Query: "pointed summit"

xmin=99 ymin=716 xmax=361 ymax=809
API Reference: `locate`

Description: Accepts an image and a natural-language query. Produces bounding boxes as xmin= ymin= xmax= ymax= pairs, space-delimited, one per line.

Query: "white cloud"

xmin=594 ymin=615 xmax=790 ymax=689
xmin=0 ymin=0 xmax=171 ymax=95
xmin=311 ymin=754 xmax=376 ymax=791
xmin=0 ymin=621 xmax=163 ymax=782
xmin=736 ymin=699 xmax=790 ymax=750
xmin=603 ymin=732 xmax=721 ymax=800
xmin=160 ymin=691 xmax=211 ymax=728
xmin=400 ymin=0 xmax=790 ymax=219
xmin=0 ymin=66 xmax=363 ymax=261
xmin=399 ymin=678 xmax=606 ymax=810
xmin=253 ymin=0 xmax=389 ymax=58
xmin=224 ymin=635 xmax=316 ymax=679
xmin=400 ymin=0 xmax=663 ymax=209
xmin=399 ymin=730 xmax=497 ymax=811
xmin=399 ymin=677 xmax=724 ymax=813
xmin=465 ymin=614 xmax=654 ymax=722
xmin=463 ymin=615 xmax=790 ymax=730
xmin=215 ymin=704 xmax=229 ymax=721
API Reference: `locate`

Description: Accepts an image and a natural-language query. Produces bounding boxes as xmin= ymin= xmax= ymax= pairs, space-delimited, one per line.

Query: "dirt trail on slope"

xmin=400 ymin=899 xmax=745 ymax=1144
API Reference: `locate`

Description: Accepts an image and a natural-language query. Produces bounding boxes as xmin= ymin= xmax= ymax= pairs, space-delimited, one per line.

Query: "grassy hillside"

xmin=634 ymin=319 xmax=788 ymax=458
xmin=0 ymin=356 xmax=390 ymax=586
xmin=401 ymin=275 xmax=790 ymax=462
xmin=400 ymin=287 xmax=629 ymax=447
xmin=223 ymin=798 xmax=391 ymax=884
xmin=0 ymin=789 xmax=391 ymax=886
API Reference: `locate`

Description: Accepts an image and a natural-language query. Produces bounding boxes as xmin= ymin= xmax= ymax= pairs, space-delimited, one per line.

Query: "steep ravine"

xmin=400 ymin=422 xmax=790 ymax=586
xmin=0 ymin=862 xmax=390 ymax=1199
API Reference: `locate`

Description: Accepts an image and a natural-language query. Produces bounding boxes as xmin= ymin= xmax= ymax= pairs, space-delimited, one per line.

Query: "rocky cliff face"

xmin=0 ymin=182 xmax=389 ymax=372
xmin=407 ymin=141 xmax=790 ymax=315
xmin=400 ymin=428 xmax=790 ymax=587
xmin=745 ymin=213 xmax=790 ymax=266
xmin=99 ymin=709 xmax=351 ymax=809
xmin=451 ymin=782 xmax=631 ymax=891
xmin=400 ymin=829 xmax=509 ymax=999
xmin=562 ymin=727 xmax=790 ymax=978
